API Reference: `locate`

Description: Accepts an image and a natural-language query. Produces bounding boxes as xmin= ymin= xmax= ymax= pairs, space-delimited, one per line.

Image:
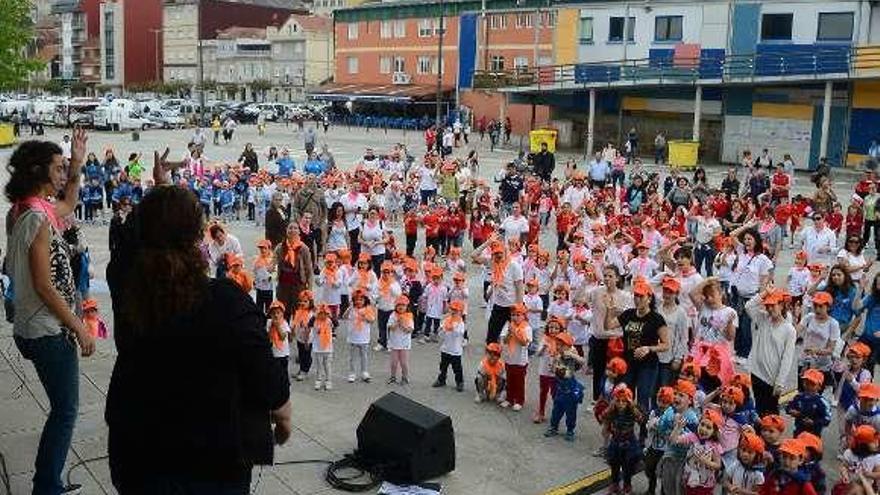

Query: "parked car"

xmin=147 ymin=109 xmax=186 ymax=129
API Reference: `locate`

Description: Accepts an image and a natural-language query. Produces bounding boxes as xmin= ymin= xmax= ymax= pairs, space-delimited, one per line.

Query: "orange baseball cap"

xmin=797 ymin=432 xmax=823 ymax=454
xmin=675 ymin=379 xmax=697 ymax=399
xmin=762 ymin=289 xmax=788 ymax=305
xmin=448 ymin=300 xmax=465 ymax=312
xmin=613 ymin=384 xmax=634 ymax=402
xmin=859 ymin=383 xmax=880 ymax=400
xmin=656 ymin=386 xmax=675 ymax=406
xmin=811 ymin=291 xmax=833 ymax=306
xmin=82 ymin=298 xmax=98 ymax=311
xmin=731 ymin=372 xmax=752 ymax=389
xmin=607 ymin=357 xmax=628 ymax=376
xmin=486 ymin=343 xmax=502 ymax=355
xmin=380 ymin=260 xmax=394 ymax=271
xmin=848 ymin=342 xmax=872 ymax=358
xmin=268 ymin=300 xmax=286 ymax=313
xmin=702 ymin=408 xmax=723 ymax=428
xmin=680 ymin=361 xmax=702 ymax=379
xmin=299 ymin=289 xmax=314 ymax=301
xmin=794 ymin=250 xmax=808 ymax=261
xmin=721 ymin=385 xmax=745 ymax=406
xmin=510 ymin=303 xmax=527 ymax=315
xmin=740 ymin=432 xmax=766 ymax=456
xmin=661 ymin=276 xmax=681 ymax=293
xmin=778 ymin=438 xmax=806 ymax=457
xmin=852 ymin=425 xmax=879 ymax=447
xmin=632 ymin=277 xmax=653 ymax=296
xmin=801 ymin=369 xmax=825 ymax=387
xmin=759 ymin=414 xmax=786 ymax=433
xmin=395 ymin=295 xmax=410 ymax=306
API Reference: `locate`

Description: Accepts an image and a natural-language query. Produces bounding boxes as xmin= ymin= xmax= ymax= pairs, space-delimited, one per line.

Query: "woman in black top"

xmin=605 ymin=279 xmax=669 ymax=412
xmin=106 ymin=152 xmax=291 ymax=494
xmin=238 ymin=142 xmax=259 ymax=173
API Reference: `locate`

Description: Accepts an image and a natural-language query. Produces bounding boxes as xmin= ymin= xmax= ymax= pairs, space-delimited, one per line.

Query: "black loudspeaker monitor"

xmin=356 ymin=392 xmax=456 ymax=483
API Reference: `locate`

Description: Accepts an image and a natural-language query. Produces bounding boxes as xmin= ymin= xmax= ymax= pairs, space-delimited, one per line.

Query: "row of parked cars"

xmin=0 ymin=95 xmax=329 ymax=131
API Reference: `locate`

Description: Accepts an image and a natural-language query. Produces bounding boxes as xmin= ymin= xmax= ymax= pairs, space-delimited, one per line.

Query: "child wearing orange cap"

xmin=544 ymin=341 xmax=586 ymax=442
xmin=670 ymin=409 xmax=724 ymax=495
xmin=253 ymin=239 xmax=276 ymax=315
xmin=840 ymin=342 xmax=875 ymax=441
xmin=420 ymin=266 xmax=449 ymax=343
xmin=533 ymin=321 xmax=571 ymax=423
xmin=785 ymin=368 xmax=831 ymax=436
xmin=387 ymin=295 xmax=414 ymax=384
xmin=604 ymin=384 xmax=645 ymax=494
xmin=350 ymin=253 xmax=378 ymax=300
xmin=836 ymin=425 xmax=880 ymax=495
xmin=548 ymin=283 xmax=573 ymax=320
xmin=432 ymin=300 xmax=466 ymax=391
xmin=797 ymin=432 xmax=826 ymax=495
xmin=448 ymin=271 xmax=470 ymax=342
xmin=723 ymin=432 xmax=766 ymax=495
xmin=844 ymin=383 xmax=880 ymax=449
xmin=523 ymin=278 xmax=544 ymax=354
xmin=657 ymin=380 xmax=701 ymax=495
xmin=759 ymin=439 xmax=816 ymax=495
xmin=797 ymin=291 xmax=838 ymax=383
xmin=316 ymin=253 xmax=344 ymax=321
xmin=569 ymin=296 xmax=592 ymax=359
xmin=627 ymin=242 xmax=660 ymax=281
xmin=596 ymin=357 xmax=629 ymax=424
xmin=758 ymin=414 xmax=786 ymax=468
xmin=346 ymin=289 xmax=376 ymax=383
xmin=787 ymin=251 xmax=811 ymax=322
xmin=474 ymin=343 xmax=506 ymax=404
xmin=713 ymin=237 xmax=737 ymax=300
xmin=310 ymin=304 xmax=335 ymax=391
xmin=291 ymin=292 xmax=315 ymax=381
xmin=267 ymin=300 xmax=291 ymax=373
xmin=225 ymin=253 xmax=254 ymax=294
xmin=719 ymin=385 xmax=747 ymax=463
xmin=644 ymin=386 xmax=675 ymax=495
xmin=82 ymin=299 xmax=108 ymax=339
xmin=500 ymin=303 xmax=531 ymax=410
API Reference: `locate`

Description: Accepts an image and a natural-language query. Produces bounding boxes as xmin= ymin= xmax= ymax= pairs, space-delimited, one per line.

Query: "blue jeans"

xmin=694 ymin=243 xmax=715 ymax=277
xmin=550 ymin=397 xmax=578 ymax=433
xmin=14 ymin=334 xmax=79 ymax=495
xmin=731 ymin=290 xmax=754 ymax=358
xmin=625 ymin=363 xmax=659 ymax=413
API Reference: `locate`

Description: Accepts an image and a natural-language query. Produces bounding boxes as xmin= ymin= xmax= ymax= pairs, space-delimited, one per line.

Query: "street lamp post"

xmin=197 ymin=0 xmax=205 ymax=125
xmin=435 ymin=0 xmax=445 ymax=129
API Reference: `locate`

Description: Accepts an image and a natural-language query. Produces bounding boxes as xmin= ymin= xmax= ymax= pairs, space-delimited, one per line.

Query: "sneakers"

xmin=432 ymin=380 xmax=445 ymax=388
xmin=431 ymin=335 xmax=440 ymax=343
xmin=532 ymin=414 xmax=545 ymax=424
xmin=512 ymin=404 xmax=522 ymax=412
xmin=456 ymin=383 xmax=464 ymax=392
xmin=420 ymin=336 xmax=429 ymax=344
xmin=347 ymin=374 xmax=356 ymax=383
xmin=500 ymin=400 xmax=511 ymax=408
xmin=362 ymin=373 xmax=371 ymax=383
xmin=544 ymin=428 xmax=558 ymax=437
xmin=314 ymin=381 xmax=322 ymax=390
xmin=373 ymin=344 xmax=384 ymax=352
xmin=387 ymin=377 xmax=397 ymax=385
xmin=475 ymin=394 xmax=483 ymax=403
xmin=592 ymin=446 xmax=606 ymax=457
xmin=400 ymin=377 xmax=409 ymax=385
xmin=294 ymin=372 xmax=305 ymax=382
xmin=564 ymin=431 xmax=575 ymax=442
xmin=324 ymin=382 xmax=333 ymax=390
xmin=61 ymin=485 xmax=82 ymax=494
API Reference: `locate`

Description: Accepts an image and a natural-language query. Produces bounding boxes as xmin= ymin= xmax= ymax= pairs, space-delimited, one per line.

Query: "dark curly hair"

xmin=120 ymin=186 xmax=209 ymax=335
xmin=4 ymin=140 xmax=63 ymax=202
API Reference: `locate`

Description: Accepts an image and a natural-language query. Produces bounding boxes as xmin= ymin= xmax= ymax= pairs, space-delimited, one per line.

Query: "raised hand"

xmin=153 ymin=147 xmax=172 ymax=186
xmin=70 ymin=127 xmax=88 ymax=168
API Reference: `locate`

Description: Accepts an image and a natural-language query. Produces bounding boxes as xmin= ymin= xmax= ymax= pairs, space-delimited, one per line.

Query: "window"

xmin=545 ymin=10 xmax=558 ymax=27
xmin=761 ymin=13 xmax=793 ymax=41
xmin=417 ymin=55 xmax=432 ymax=74
xmin=393 ymin=56 xmax=405 ymax=73
xmin=513 ymin=56 xmax=529 ymax=71
xmin=579 ymin=17 xmax=594 ymax=44
xmin=489 ymin=14 xmax=507 ymax=30
xmin=418 ymin=18 xmax=433 ymax=37
xmin=347 ymin=56 xmax=358 ymax=74
xmin=516 ymin=13 xmax=533 ymax=29
xmin=347 ymin=23 xmax=358 ymax=40
xmin=379 ymin=56 xmax=392 ymax=74
xmin=380 ymin=20 xmax=392 ymax=38
xmin=818 ymin=12 xmax=854 ymax=41
xmin=103 ymin=9 xmax=114 ymax=79
xmin=394 ymin=19 xmax=406 ymax=38
xmin=654 ymin=15 xmax=683 ymax=42
xmin=490 ymin=55 xmax=505 ymax=71
xmin=609 ymin=16 xmax=635 ymax=42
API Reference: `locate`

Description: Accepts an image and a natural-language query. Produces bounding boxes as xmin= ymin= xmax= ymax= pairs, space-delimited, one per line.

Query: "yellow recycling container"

xmin=668 ymin=140 xmax=699 ymax=170
xmin=0 ymin=124 xmax=15 ymax=147
xmin=529 ymin=129 xmax=557 ymax=153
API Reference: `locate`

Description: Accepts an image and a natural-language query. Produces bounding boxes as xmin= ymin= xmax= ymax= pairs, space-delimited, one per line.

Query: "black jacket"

xmin=105 ymin=206 xmax=289 ymax=489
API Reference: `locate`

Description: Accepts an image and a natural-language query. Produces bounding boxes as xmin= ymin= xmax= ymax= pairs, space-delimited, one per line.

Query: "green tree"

xmin=0 ymin=0 xmax=44 ymax=90
xmin=42 ymin=79 xmax=64 ymax=95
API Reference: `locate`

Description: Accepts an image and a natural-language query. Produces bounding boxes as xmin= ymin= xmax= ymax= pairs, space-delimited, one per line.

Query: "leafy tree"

xmin=0 ymin=0 xmax=44 ymax=89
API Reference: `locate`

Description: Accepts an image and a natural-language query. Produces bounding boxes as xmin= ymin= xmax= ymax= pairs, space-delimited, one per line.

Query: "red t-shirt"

xmin=556 ymin=210 xmax=576 ymax=234
xmin=423 ymin=212 xmax=441 ymax=238
xmin=771 ymin=172 xmax=790 ymax=197
xmin=710 ymin=197 xmax=730 ymax=219
xmin=827 ymin=211 xmax=844 ymax=233
xmin=774 ymin=204 xmax=794 ymax=225
xmin=759 ymin=473 xmax=817 ymax=495
xmin=404 ymin=213 xmax=419 ymax=235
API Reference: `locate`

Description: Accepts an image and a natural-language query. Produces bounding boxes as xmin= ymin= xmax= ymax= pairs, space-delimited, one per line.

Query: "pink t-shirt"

xmin=679 ymin=433 xmax=724 ymax=488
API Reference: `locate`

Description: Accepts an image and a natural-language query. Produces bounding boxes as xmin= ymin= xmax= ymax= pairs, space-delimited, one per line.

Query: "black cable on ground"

xmin=65 ymin=455 xmax=109 ymax=488
xmin=323 ymin=452 xmax=386 ymax=492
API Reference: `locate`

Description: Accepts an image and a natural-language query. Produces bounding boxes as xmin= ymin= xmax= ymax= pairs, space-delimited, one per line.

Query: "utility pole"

xmin=435 ymin=0 xmax=445 ymax=128
xmin=197 ymin=0 xmax=205 ymax=125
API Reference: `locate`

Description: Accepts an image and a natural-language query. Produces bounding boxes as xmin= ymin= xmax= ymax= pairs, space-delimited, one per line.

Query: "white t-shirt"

xmin=387 ymin=312 xmax=414 ymax=350
xmin=347 ymin=307 xmax=374 ymax=345
xmin=801 ymin=226 xmax=837 ymax=265
xmin=60 ymin=140 xmax=71 ymax=159
xmin=731 ymin=248 xmax=773 ymax=296
xmin=695 ymin=305 xmax=738 ymax=344
xmin=838 ymin=249 xmax=868 ymax=281
xmin=569 ymin=306 xmax=592 ymax=345
xmin=439 ymin=320 xmax=466 ymax=356
xmin=523 ymin=293 xmax=544 ymax=330
xmin=490 ymin=259 xmax=524 ymax=308
xmin=423 ymin=282 xmax=448 ymax=318
xmin=341 ymin=192 xmax=367 ymax=231
xmin=787 ymin=266 xmax=812 ymax=297
xmin=501 ymin=323 xmax=532 ymax=366
xmin=799 ymin=313 xmax=840 ymax=370
xmin=500 ymin=215 xmax=529 ymax=243
xmin=589 ymin=287 xmax=632 ymax=339
xmin=268 ymin=320 xmax=291 ymax=358
xmin=360 ymin=220 xmax=387 ymax=256
xmin=627 ymin=257 xmax=659 ymax=279
xmin=375 ymin=280 xmax=402 ymax=311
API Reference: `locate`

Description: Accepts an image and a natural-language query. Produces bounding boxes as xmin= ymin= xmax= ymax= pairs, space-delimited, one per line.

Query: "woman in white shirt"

xmin=359 ymin=206 xmax=389 ymax=275
xmin=588 ymin=265 xmax=633 ymax=401
xmin=745 ymin=287 xmax=797 ymax=416
xmin=728 ymin=225 xmax=774 ymax=360
xmin=838 ymin=235 xmax=871 ymax=283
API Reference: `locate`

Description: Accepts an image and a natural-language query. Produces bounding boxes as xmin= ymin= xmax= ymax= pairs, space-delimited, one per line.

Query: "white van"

xmin=94 ymin=99 xmax=152 ymax=131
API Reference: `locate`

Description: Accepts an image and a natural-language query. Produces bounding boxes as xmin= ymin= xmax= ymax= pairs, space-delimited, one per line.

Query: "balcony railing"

xmin=472 ymin=45 xmax=880 ymax=90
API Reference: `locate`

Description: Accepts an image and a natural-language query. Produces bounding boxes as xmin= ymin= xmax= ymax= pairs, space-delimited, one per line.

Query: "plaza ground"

xmin=0 ymin=123 xmax=866 ymax=494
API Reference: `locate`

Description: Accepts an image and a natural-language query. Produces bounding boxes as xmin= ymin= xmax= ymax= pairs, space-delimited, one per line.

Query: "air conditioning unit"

xmin=392 ymin=72 xmax=412 ymax=85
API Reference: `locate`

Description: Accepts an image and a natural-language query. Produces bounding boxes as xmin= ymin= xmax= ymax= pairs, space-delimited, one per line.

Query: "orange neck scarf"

xmin=542 ymin=333 xmax=559 ymax=357
xmin=357 ymin=268 xmax=371 ymax=289
xmin=84 ymin=314 xmax=104 ymax=338
xmin=442 ymin=314 xmax=463 ymax=332
xmin=323 ymin=265 xmax=338 ymax=285
xmin=379 ymin=274 xmax=394 ymax=299
xmin=292 ymin=308 xmax=312 ymax=329
xmin=269 ymin=320 xmax=286 ymax=350
xmin=481 ymin=356 xmax=505 ymax=397
xmin=492 ymin=257 xmax=509 ymax=286
xmin=507 ymin=319 xmax=529 ymax=356
xmin=354 ymin=305 xmax=376 ymax=329
xmin=254 ymin=253 xmax=274 ymax=270
xmin=284 ymin=238 xmax=304 ymax=268
xmin=396 ymin=311 xmax=414 ymax=330
xmin=315 ymin=316 xmax=333 ymax=349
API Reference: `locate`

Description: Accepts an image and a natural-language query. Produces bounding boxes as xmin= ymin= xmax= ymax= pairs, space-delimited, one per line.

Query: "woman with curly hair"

xmin=105 ymin=150 xmax=291 ymax=494
xmin=5 ymin=129 xmax=95 ymax=494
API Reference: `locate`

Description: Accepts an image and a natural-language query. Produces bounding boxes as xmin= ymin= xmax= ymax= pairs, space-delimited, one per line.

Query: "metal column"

xmin=587 ymin=88 xmax=596 ymax=156
xmin=819 ymin=81 xmax=833 ymax=160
